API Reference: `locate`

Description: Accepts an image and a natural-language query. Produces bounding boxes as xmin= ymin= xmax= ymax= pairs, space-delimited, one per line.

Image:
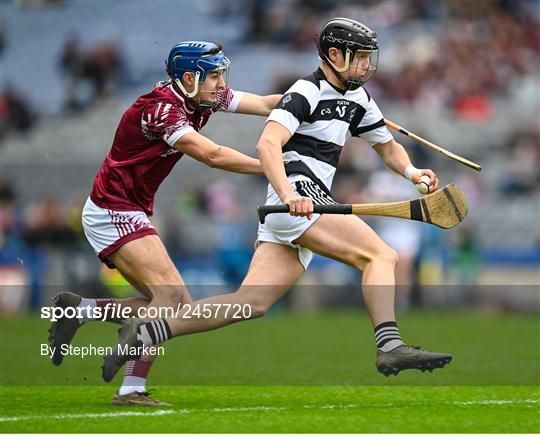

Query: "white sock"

xmin=118 ymin=376 xmax=146 ymax=396
xmin=77 ymin=298 xmax=97 ymax=324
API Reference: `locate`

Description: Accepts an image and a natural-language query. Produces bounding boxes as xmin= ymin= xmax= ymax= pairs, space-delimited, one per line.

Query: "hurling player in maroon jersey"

xmin=48 ymin=41 xmax=281 ymax=405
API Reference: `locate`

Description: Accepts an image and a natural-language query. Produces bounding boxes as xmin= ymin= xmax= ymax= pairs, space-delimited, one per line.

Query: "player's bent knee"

xmin=150 ymin=285 xmax=184 ymax=307
xmin=374 ymin=247 xmax=399 ymax=267
xmin=234 ymin=293 xmax=269 ymax=319
xmin=134 ymin=264 xmax=183 ymax=294
xmin=154 ymin=269 xmax=182 ymax=286
xmin=350 ymin=246 xmax=399 ymax=271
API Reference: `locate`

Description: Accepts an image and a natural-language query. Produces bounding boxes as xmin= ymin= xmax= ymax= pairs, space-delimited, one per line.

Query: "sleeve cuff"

xmin=367 ymin=128 xmax=393 ymax=146
xmin=165 ymin=126 xmax=196 ymax=146
xmin=225 ymin=90 xmax=245 ymax=113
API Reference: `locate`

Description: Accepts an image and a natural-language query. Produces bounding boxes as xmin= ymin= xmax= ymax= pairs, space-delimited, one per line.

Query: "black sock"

xmin=374 ymin=321 xmax=404 ymax=352
xmin=137 ymin=319 xmax=172 ymax=346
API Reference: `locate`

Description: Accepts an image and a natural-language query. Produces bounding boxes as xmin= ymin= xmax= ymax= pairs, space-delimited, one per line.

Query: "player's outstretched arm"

xmin=373 ymin=138 xmax=440 ymax=193
xmin=234 ymin=92 xmax=282 ymax=116
xmin=174 ymin=131 xmax=262 ymax=175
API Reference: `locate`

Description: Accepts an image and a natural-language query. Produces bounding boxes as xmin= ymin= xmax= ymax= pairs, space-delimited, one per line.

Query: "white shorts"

xmin=256 ymin=178 xmax=336 ymax=270
xmin=82 ymin=197 xmax=157 ymax=268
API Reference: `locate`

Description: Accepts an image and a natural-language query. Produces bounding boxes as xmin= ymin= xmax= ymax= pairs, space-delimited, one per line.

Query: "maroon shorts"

xmin=81 ymin=197 xmax=157 ymax=268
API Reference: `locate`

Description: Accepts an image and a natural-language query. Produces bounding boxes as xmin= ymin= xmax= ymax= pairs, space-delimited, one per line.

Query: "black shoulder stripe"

xmin=352 ymin=118 xmax=386 ymax=136
xmin=347 ymin=104 xmax=368 ymax=133
xmin=277 ymin=92 xmax=311 ymax=125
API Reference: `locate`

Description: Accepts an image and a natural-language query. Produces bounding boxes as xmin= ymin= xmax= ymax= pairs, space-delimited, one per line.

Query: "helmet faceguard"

xmin=317 ymin=18 xmax=379 ymax=90
xmin=166 ymin=41 xmax=230 ymax=108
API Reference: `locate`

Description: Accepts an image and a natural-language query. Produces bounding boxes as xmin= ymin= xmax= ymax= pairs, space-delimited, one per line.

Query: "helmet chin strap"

xmin=326 ymin=49 xmax=351 ymax=73
xmin=322 ymin=49 xmax=352 ymax=90
xmin=174 ymin=71 xmax=200 ymax=98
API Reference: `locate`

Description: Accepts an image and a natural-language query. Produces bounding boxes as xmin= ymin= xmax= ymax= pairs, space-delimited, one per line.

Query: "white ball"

xmin=416 ymin=175 xmax=430 ymax=194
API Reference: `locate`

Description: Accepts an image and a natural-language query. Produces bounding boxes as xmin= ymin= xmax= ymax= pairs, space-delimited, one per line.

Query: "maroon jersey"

xmin=90 ymin=80 xmax=242 ymax=215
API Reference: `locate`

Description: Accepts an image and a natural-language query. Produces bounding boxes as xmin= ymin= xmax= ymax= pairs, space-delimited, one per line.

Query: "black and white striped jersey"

xmin=267 ymin=68 xmax=393 ymax=196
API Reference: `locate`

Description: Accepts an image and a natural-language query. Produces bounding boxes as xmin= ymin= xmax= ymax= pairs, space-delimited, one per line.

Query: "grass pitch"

xmin=1 ymin=310 xmax=539 ymax=432
xmin=2 ymin=386 xmax=539 ymax=433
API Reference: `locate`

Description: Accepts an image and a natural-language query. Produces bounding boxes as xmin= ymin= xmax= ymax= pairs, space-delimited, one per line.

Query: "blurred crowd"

xmin=498 ymin=130 xmax=539 ymax=195
xmin=0 ymin=89 xmax=35 ymax=142
xmin=3 ymin=0 xmax=538 ymax=137
xmin=0 ymin=37 xmax=122 ymax=143
xmin=260 ymin=0 xmax=539 ymax=119
xmin=59 ymin=37 xmax=123 ymax=112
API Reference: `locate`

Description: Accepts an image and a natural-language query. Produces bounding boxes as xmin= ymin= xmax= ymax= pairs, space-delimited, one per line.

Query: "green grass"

xmin=1 ymin=386 xmax=539 ymax=433
xmin=1 ymin=310 xmax=539 ymax=432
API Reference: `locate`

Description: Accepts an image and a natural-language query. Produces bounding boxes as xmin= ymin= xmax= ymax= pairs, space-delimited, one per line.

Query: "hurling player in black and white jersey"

xmin=103 ymin=18 xmax=452 ymax=381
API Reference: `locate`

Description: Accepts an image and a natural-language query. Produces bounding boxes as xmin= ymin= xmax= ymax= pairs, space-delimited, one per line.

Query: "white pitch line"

xmin=210 ymin=406 xmax=286 ymax=412
xmin=0 ymin=409 xmax=179 ymax=422
xmin=1 ymin=399 xmax=538 ymax=423
xmin=0 ymin=403 xmax=360 ymax=423
xmin=453 ymin=399 xmax=540 ymax=406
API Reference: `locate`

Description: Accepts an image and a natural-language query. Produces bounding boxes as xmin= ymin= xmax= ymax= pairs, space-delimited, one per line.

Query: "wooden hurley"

xmin=257 ymin=184 xmax=469 ymax=229
xmin=384 ymin=119 xmax=482 ymax=172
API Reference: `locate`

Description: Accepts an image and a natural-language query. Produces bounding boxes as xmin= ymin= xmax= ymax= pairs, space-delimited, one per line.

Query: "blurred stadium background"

xmin=1 ymin=0 xmax=539 ymax=316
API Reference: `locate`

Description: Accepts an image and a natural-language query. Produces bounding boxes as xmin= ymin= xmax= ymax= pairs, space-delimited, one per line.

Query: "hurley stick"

xmin=257 ymin=184 xmax=468 ymax=229
xmin=384 ymin=119 xmax=482 ymax=172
